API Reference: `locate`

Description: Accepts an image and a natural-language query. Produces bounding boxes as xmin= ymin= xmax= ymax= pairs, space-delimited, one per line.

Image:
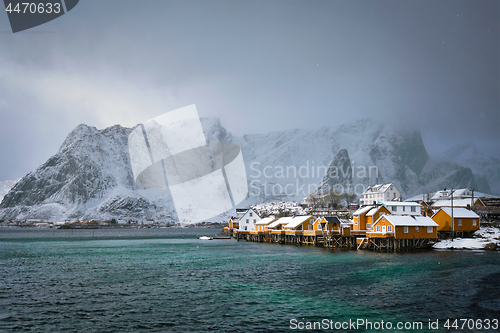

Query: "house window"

xmin=392 ymin=206 xmax=397 ymax=212
xmin=402 ymin=206 xmax=406 ymax=212
xmin=246 ymin=219 xmax=249 ymax=223
xmin=427 ymin=226 xmax=433 ymax=233
xmin=458 ymin=219 xmax=462 ymax=226
xmin=393 ymin=193 xmax=396 ymax=199
xmin=415 ymin=226 xmax=419 ymax=231
xmin=411 ymin=206 xmax=416 ymax=212
xmin=376 ymin=225 xmax=381 ymax=232
xmin=249 ymin=212 xmax=253 ymax=217
xmin=253 ymin=219 xmax=256 ymax=223
xmin=388 ymin=225 xmax=393 ymax=232
xmin=472 ymin=220 xmax=477 ymax=226
xmin=308 ymin=225 xmax=313 ymax=230
xmin=244 ymin=226 xmax=247 ymax=231
xmin=404 ymin=226 xmax=409 ymax=233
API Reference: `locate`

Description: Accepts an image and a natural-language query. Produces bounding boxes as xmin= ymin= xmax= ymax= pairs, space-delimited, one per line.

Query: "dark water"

xmin=0 ymin=228 xmax=499 ymax=332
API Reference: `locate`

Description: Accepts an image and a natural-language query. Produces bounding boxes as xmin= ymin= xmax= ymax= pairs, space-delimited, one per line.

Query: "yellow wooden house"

xmin=352 ymin=206 xmax=373 ymax=233
xmin=366 ymin=215 xmax=438 ymax=239
xmin=365 ymin=205 xmax=391 ymax=231
xmin=255 ymin=217 xmax=278 ymax=233
xmin=283 ymin=216 xmax=316 ymax=235
xmin=228 ymin=218 xmax=239 ymax=230
xmin=268 ymin=217 xmax=294 ymax=236
xmin=312 ymin=216 xmax=341 ymax=234
xmin=431 ymin=207 xmax=480 ymax=232
xmin=419 ymin=201 xmax=434 ymax=217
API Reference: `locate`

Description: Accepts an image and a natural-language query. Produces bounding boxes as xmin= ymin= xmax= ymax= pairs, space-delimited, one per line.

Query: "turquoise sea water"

xmin=0 ymin=228 xmax=499 ymax=332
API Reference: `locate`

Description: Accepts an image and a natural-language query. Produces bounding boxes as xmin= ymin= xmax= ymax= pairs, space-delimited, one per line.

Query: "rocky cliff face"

xmin=435 ymin=142 xmax=498 ymax=195
xmin=318 ymin=149 xmax=352 ymax=194
xmin=313 ymin=124 xmax=487 ymax=201
xmin=0 ymin=179 xmax=17 ymax=203
xmin=0 ymin=117 xmax=494 ymax=222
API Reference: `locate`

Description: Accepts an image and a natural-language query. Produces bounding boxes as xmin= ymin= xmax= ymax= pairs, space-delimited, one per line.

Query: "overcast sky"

xmin=0 ymin=0 xmax=498 ymax=181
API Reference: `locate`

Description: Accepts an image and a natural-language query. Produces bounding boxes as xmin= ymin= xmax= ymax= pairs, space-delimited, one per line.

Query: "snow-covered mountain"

xmin=237 ymin=118 xmax=491 ymax=205
xmin=0 ymin=118 xmax=494 ymax=223
xmin=0 ymin=179 xmax=18 ymax=203
xmin=0 ymin=124 xmax=176 ymax=222
xmin=435 ymin=142 xmax=499 ymax=195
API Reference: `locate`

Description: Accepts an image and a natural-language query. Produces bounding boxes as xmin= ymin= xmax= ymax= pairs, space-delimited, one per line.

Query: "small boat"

xmin=198 ymin=236 xmax=213 ymax=240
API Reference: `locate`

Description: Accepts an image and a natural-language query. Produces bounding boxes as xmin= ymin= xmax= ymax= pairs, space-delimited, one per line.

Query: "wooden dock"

xmin=226 ymin=228 xmax=437 ymax=252
xmin=229 ymin=229 xmax=358 ymax=249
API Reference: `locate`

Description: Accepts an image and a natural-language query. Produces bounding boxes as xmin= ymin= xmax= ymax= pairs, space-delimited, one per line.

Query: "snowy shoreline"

xmin=433 ymin=227 xmax=500 ymax=250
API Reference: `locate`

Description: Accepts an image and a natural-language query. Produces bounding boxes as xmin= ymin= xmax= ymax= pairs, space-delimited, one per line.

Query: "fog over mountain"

xmin=0 ymin=118 xmax=496 ymax=223
xmin=0 ymin=1 xmax=498 ymax=185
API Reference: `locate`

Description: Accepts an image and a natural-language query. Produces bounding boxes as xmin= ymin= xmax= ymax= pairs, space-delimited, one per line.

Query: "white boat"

xmin=198 ymin=236 xmax=213 ymax=240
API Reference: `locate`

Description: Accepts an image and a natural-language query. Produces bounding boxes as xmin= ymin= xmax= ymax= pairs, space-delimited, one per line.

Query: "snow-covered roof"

xmin=284 ymin=216 xmax=315 ymax=229
xmin=377 ymin=215 xmax=438 ymax=227
xmin=379 ymin=201 xmax=421 ymax=207
xmin=269 ymin=216 xmax=295 ymax=229
xmin=439 ymin=207 xmax=479 ymax=219
xmin=431 ymin=198 xmax=481 ymax=208
xmin=362 ymin=183 xmax=397 ymax=194
xmin=405 ymin=189 xmax=493 ymax=202
xmin=431 ymin=188 xmax=473 ymax=200
xmin=255 ymin=217 xmax=278 ymax=225
xmin=236 ymin=208 xmax=260 ymax=221
xmin=366 ymin=206 xmax=386 ymax=217
xmin=353 ymin=206 xmax=373 ymax=216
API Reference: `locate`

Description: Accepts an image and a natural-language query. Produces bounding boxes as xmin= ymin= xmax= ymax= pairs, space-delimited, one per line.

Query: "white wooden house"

xmin=361 ymin=183 xmax=401 ymax=206
xmin=379 ymin=201 xmax=422 ymax=216
xmin=238 ymin=208 xmax=261 ymax=232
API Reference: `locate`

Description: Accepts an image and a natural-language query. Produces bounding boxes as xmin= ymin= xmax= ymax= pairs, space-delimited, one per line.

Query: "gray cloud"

xmin=0 ymin=0 xmax=498 ymax=181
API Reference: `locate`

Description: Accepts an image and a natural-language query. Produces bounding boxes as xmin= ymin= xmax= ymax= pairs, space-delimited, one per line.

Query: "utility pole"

xmin=471 ymin=188 xmax=474 ymax=209
xmin=451 ymin=188 xmax=454 ymax=240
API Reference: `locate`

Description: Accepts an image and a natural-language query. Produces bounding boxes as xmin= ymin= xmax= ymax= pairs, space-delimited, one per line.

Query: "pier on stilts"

xmin=229 ymin=229 xmax=358 ymax=249
xmin=224 ymin=212 xmax=440 ymax=252
xmin=358 ymin=237 xmax=435 ymax=252
xmin=227 ymin=228 xmax=437 ymax=252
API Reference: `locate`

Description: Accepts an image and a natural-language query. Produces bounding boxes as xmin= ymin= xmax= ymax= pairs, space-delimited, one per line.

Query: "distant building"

xmin=360 ymin=183 xmax=401 ymax=206
xmin=431 ymin=198 xmax=485 ymax=209
xmin=405 ymin=188 xmax=491 ymax=204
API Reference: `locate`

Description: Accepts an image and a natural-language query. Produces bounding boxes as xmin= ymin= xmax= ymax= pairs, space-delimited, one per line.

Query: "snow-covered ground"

xmin=251 ymin=201 xmax=306 ymax=218
xmin=433 ymin=227 xmax=500 ymax=250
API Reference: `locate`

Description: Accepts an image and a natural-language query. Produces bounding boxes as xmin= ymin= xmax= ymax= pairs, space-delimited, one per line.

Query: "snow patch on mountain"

xmin=0 ymin=117 xmax=494 ymax=223
xmin=0 ymin=179 xmax=18 ymax=203
xmin=435 ymin=142 xmax=499 ymax=195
